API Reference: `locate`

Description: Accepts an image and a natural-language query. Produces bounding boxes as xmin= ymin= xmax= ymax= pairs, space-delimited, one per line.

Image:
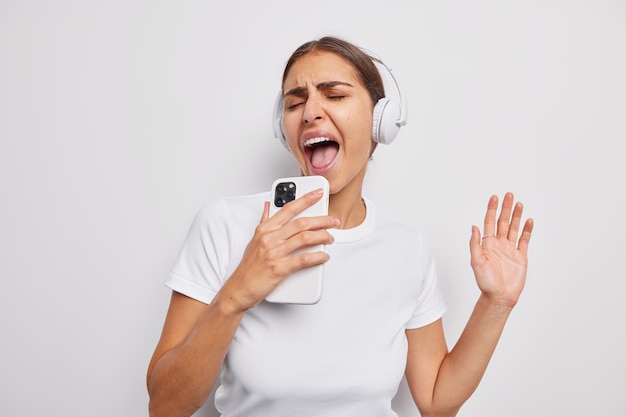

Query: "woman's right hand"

xmin=219 ymin=188 xmax=339 ymax=312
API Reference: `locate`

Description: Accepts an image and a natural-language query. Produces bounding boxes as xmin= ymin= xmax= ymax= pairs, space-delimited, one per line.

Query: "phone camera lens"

xmin=274 ymin=181 xmax=296 ymax=207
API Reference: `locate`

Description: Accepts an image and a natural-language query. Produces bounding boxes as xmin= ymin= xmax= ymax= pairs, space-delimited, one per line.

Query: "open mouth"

xmin=304 ymin=137 xmax=340 ymax=169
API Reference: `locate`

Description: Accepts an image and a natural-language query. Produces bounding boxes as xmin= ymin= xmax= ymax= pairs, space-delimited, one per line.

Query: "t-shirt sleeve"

xmin=405 ymin=235 xmax=447 ymax=329
xmin=165 ymin=198 xmax=232 ymax=305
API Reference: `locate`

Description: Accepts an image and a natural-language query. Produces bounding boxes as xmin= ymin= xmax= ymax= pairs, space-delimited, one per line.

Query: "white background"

xmin=1 ymin=1 xmax=625 ymax=416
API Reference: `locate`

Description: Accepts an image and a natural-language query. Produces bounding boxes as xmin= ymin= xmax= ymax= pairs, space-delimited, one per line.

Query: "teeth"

xmin=304 ymin=137 xmax=332 ymax=147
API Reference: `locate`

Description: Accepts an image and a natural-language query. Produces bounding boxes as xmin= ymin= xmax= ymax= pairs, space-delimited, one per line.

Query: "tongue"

xmin=311 ymin=145 xmax=338 ymax=168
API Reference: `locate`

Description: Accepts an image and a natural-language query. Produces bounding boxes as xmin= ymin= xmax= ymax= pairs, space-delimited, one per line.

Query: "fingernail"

xmin=332 ymin=218 xmax=340 ymax=227
xmin=312 ymin=188 xmax=323 ymax=195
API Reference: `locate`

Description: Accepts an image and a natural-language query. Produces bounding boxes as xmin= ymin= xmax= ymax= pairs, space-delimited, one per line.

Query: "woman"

xmin=147 ymin=36 xmax=534 ymax=417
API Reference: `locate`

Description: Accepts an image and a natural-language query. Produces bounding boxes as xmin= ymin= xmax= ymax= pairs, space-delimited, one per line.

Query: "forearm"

xmin=147 ymin=293 xmax=245 ymax=417
xmin=431 ymin=295 xmax=513 ymax=414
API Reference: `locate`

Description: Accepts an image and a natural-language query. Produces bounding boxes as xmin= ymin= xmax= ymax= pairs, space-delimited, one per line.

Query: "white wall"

xmin=1 ymin=1 xmax=625 ymax=416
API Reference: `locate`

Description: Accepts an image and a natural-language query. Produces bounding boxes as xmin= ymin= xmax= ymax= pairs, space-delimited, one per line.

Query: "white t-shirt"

xmin=166 ymin=192 xmax=446 ymax=417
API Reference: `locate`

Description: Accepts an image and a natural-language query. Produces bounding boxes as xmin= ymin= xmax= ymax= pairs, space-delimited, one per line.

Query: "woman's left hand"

xmin=469 ymin=192 xmax=534 ymax=309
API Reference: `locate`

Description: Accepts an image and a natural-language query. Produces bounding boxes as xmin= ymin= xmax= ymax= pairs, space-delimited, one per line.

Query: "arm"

xmin=406 ymin=192 xmax=534 ymax=417
xmin=147 ymin=190 xmax=338 ymax=417
xmin=146 ymin=291 xmax=244 ymax=417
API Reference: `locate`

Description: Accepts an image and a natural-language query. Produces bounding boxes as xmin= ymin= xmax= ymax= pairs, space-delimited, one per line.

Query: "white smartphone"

xmin=265 ymin=175 xmax=330 ymax=305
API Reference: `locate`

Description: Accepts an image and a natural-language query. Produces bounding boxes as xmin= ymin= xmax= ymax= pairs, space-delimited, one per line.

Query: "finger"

xmin=268 ymin=231 xmax=333 ymax=279
xmin=269 ymin=188 xmax=325 ymax=226
xmin=483 ymin=195 xmax=499 ymax=236
xmin=469 ymin=225 xmax=483 ymax=266
xmin=286 ymin=249 xmax=331 ymax=272
xmin=260 ymin=201 xmax=270 ymax=223
xmin=496 ymin=192 xmax=514 ymax=238
xmin=280 ymin=229 xmax=335 ymax=258
xmin=507 ymin=201 xmax=523 ymax=243
xmin=278 ymin=215 xmax=339 ymax=242
xmin=517 ymin=218 xmax=534 ymax=256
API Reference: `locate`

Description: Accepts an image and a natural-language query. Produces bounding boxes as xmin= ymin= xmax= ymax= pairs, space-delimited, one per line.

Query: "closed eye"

xmin=286 ymin=95 xmax=343 ymax=111
xmin=283 ymin=81 xmax=353 ymax=110
xmin=284 ymin=94 xmax=307 ymax=111
xmin=286 ymin=101 xmax=304 ymax=110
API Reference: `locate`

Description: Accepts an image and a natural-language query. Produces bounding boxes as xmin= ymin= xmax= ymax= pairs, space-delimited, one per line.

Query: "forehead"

xmin=283 ymin=51 xmax=362 ymax=90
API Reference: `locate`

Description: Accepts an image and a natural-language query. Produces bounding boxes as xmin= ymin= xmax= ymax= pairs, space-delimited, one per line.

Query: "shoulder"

xmin=194 ymin=192 xmax=269 ymax=221
xmin=185 ymin=192 xmax=269 ymax=239
xmin=369 ymin=200 xmax=432 ymax=249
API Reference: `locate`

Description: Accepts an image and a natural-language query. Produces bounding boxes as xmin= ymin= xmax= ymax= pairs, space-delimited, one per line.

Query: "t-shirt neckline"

xmin=329 ymin=198 xmax=375 ymax=243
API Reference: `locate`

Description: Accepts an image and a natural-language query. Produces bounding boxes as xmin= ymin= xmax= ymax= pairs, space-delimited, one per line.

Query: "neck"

xmin=328 ymin=178 xmax=367 ymax=230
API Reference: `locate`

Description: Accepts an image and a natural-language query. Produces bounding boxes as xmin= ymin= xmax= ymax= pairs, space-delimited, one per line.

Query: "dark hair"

xmin=281 ymin=36 xmax=385 ymax=106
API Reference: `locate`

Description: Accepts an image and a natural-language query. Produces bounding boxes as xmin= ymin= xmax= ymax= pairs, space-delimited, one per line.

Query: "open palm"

xmin=469 ymin=193 xmax=534 ymax=308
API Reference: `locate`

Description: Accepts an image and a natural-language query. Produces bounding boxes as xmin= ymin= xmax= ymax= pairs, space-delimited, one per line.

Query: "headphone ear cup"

xmin=372 ymin=98 xmax=402 ymax=145
xmin=272 ymin=91 xmax=290 ymax=150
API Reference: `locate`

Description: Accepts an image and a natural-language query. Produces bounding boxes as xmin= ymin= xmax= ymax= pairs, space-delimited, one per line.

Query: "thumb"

xmin=469 ymin=225 xmax=483 ymax=264
xmin=260 ymin=201 xmax=270 ymax=223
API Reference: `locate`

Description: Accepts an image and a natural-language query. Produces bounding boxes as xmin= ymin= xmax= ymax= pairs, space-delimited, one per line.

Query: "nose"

xmin=302 ymin=98 xmax=323 ymax=124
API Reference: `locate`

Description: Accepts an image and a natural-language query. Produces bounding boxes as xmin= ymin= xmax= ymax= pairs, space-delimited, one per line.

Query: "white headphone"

xmin=272 ymin=56 xmax=408 ymax=149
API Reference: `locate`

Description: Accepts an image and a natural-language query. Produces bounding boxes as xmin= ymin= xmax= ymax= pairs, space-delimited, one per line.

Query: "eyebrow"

xmin=284 ymin=81 xmax=354 ymax=97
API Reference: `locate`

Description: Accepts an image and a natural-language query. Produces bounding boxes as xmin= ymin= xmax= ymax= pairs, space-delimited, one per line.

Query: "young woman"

xmin=147 ymin=36 xmax=534 ymax=417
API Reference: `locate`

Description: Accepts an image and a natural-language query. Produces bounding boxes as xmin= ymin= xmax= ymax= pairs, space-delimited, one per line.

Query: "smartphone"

xmin=265 ymin=175 xmax=330 ymax=305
